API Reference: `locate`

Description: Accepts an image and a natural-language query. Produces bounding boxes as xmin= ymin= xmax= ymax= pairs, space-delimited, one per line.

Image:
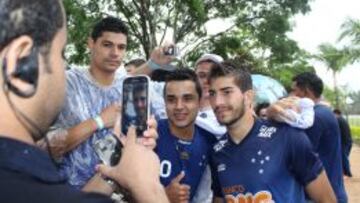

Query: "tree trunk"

xmin=333 ymin=70 xmax=340 ymax=109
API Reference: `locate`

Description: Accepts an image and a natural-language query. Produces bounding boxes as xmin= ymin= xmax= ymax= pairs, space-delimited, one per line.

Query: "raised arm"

xmin=40 ymin=103 xmax=120 ymax=158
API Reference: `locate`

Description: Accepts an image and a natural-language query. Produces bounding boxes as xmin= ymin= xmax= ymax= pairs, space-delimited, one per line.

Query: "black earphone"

xmin=2 ymin=48 xmax=39 ymax=98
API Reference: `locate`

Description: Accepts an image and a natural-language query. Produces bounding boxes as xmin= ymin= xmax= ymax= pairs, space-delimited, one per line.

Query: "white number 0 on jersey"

xmin=160 ymin=160 xmax=172 ymax=178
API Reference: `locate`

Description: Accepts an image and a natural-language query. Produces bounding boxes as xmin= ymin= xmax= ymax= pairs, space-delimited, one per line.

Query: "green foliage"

xmin=64 ymin=0 xmax=311 ymax=67
xmin=338 ymin=18 xmax=360 ymax=63
xmin=347 ymin=91 xmax=360 ymax=114
xmin=270 ymin=55 xmax=315 ymax=91
xmin=315 ymin=43 xmax=351 ymax=72
xmin=314 ymin=43 xmax=352 ymax=108
xmin=351 ymin=126 xmax=360 ymax=143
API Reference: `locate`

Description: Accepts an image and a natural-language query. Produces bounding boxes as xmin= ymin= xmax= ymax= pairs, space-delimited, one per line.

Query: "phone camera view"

xmin=164 ymin=45 xmax=179 ymax=56
xmin=122 ymin=77 xmax=149 ymax=137
xmin=94 ymin=135 xmax=122 ymax=166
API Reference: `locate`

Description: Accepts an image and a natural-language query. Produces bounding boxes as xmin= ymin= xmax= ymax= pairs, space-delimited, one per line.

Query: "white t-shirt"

xmin=196 ymin=107 xmax=226 ymax=139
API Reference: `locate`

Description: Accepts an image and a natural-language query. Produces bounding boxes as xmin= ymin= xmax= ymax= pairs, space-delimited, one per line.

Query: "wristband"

xmin=147 ymin=59 xmax=162 ymax=71
xmin=94 ymin=115 xmax=105 ymax=130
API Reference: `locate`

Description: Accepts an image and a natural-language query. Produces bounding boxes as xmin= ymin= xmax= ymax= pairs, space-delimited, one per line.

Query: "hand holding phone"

xmin=121 ymin=75 xmax=150 ymax=137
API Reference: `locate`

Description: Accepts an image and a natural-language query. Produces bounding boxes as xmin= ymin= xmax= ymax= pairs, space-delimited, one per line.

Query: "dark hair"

xmin=333 ymin=108 xmax=342 ymax=115
xmin=255 ymin=102 xmax=270 ymax=117
xmin=209 ymin=60 xmax=253 ymax=92
xmin=125 ymin=58 xmax=146 ymax=68
xmin=151 ymin=69 xmax=172 ymax=82
xmin=164 ymin=68 xmax=202 ymax=99
xmin=292 ymin=72 xmax=323 ymax=98
xmin=91 ymin=17 xmax=128 ymax=41
xmin=0 ymin=0 xmax=64 ymax=53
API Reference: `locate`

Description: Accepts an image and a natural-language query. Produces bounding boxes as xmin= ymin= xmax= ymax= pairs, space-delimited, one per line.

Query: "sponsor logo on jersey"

xmin=217 ymin=163 xmax=226 ymax=172
xmin=214 ymin=139 xmax=228 ymax=152
xmin=224 ymin=190 xmax=274 ymax=203
xmin=258 ymin=125 xmax=277 ymax=139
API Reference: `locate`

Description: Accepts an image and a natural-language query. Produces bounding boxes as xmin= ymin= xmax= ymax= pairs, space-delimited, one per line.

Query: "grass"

xmin=351 ymin=126 xmax=360 ymax=144
xmin=348 ymin=115 xmax=360 ymax=144
xmin=348 ymin=116 xmax=360 ymax=127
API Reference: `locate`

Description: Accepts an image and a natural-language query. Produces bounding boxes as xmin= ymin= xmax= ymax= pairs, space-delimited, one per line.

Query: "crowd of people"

xmin=0 ymin=0 xmax=353 ymax=203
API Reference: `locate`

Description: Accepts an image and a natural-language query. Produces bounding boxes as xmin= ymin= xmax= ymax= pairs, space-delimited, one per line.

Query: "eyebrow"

xmin=219 ymin=87 xmax=234 ymax=91
xmin=102 ymin=40 xmax=127 ymax=46
xmin=102 ymin=40 xmax=114 ymax=44
xmin=166 ymin=93 xmax=196 ymax=98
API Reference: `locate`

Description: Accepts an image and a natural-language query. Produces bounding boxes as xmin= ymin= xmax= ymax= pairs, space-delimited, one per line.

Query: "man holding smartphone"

xmin=43 ymin=17 xmax=161 ymax=191
xmin=155 ymin=69 xmax=217 ymax=203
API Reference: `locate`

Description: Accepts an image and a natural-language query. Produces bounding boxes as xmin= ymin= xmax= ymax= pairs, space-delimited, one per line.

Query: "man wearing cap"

xmin=194 ymin=54 xmax=227 ymax=138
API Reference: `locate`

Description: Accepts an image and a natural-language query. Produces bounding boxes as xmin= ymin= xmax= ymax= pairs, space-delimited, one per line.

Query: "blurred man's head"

xmin=208 ymin=61 xmax=254 ymax=127
xmin=125 ymin=58 xmax=146 ymax=75
xmin=88 ymin=17 xmax=128 ymax=73
xmin=255 ymin=103 xmax=270 ymax=120
xmin=0 ymin=0 xmax=66 ymax=141
xmin=291 ymin=72 xmax=323 ymax=100
xmin=133 ymin=85 xmax=147 ymax=116
xmin=195 ymin=53 xmax=223 ymax=98
xmin=164 ymin=69 xmax=202 ymax=129
xmin=333 ymin=108 xmax=342 ymax=118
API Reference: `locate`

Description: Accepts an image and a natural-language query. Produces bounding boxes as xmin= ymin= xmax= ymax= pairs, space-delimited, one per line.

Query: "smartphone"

xmin=164 ymin=45 xmax=179 ymax=56
xmin=121 ymin=75 xmax=150 ymax=137
xmin=93 ymin=135 xmax=122 ymax=166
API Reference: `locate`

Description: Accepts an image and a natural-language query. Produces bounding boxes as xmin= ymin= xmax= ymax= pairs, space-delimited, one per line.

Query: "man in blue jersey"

xmin=155 ymin=69 xmax=217 ymax=203
xmin=208 ymin=62 xmax=336 ymax=203
xmin=292 ymin=72 xmax=348 ymax=203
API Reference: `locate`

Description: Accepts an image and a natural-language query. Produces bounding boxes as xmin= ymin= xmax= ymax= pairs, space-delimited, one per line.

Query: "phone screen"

xmin=121 ymin=76 xmax=150 ymax=137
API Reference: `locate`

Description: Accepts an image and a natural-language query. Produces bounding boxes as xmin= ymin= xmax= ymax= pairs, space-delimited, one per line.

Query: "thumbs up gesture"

xmin=165 ymin=171 xmax=191 ymax=203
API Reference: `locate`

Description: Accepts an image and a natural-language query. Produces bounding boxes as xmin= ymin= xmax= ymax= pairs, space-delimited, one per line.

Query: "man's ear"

xmin=3 ymin=36 xmax=38 ymax=97
xmin=244 ymin=90 xmax=254 ymax=107
xmin=4 ymin=36 xmax=34 ymax=73
xmin=87 ymin=37 xmax=95 ymax=50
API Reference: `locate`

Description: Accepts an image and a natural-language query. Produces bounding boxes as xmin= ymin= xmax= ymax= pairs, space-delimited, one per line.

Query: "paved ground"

xmin=345 ymin=144 xmax=360 ymax=203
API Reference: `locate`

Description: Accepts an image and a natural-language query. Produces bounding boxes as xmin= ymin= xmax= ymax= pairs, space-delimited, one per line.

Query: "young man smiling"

xmin=155 ymin=69 xmax=217 ymax=203
xmin=208 ymin=62 xmax=336 ymax=203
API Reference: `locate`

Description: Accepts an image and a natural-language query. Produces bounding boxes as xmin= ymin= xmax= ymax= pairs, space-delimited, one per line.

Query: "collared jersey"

xmin=0 ymin=137 xmax=111 ymax=203
xmin=210 ymin=119 xmax=323 ymax=203
xmin=155 ymin=119 xmax=217 ymax=200
xmin=305 ymin=104 xmax=348 ymax=203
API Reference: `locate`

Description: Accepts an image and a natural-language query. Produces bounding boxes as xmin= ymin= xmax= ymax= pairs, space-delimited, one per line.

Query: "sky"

xmin=288 ymin=0 xmax=360 ymax=92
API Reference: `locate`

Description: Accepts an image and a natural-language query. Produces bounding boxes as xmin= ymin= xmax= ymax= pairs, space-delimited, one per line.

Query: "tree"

xmin=338 ymin=18 xmax=360 ymax=62
xmin=63 ymin=0 xmax=311 ymax=65
xmin=347 ymin=91 xmax=360 ymax=114
xmin=315 ymin=43 xmax=352 ymax=108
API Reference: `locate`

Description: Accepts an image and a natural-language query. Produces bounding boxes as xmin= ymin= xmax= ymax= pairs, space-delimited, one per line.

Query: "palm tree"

xmin=338 ymin=18 xmax=360 ymax=62
xmin=315 ymin=43 xmax=351 ymax=108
